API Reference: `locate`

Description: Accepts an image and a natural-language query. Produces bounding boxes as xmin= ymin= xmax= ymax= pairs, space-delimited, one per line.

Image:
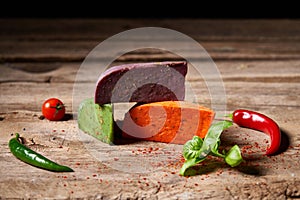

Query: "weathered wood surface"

xmin=0 ymin=19 xmax=300 ymax=199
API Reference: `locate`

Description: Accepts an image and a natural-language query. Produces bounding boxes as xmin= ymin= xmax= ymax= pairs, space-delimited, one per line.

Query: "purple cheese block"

xmin=95 ymin=61 xmax=188 ymax=105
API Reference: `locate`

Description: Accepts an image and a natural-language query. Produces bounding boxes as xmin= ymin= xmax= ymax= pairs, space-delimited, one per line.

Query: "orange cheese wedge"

xmin=122 ymin=101 xmax=215 ymax=144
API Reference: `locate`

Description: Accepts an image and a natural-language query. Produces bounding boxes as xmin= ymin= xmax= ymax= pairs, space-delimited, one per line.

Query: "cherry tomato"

xmin=42 ymin=98 xmax=65 ymax=121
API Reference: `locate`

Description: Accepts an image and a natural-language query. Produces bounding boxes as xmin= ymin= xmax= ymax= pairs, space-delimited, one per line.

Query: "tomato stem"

xmin=50 ymin=103 xmax=65 ymax=117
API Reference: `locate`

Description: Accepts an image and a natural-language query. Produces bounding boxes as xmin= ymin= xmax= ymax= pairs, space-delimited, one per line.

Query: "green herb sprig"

xmin=180 ymin=121 xmax=243 ymax=176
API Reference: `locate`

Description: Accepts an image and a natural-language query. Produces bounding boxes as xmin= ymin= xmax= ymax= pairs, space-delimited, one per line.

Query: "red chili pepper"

xmin=232 ymin=109 xmax=281 ymax=156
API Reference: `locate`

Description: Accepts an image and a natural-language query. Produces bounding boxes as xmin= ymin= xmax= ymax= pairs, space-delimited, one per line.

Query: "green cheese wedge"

xmin=78 ymin=98 xmax=114 ymax=144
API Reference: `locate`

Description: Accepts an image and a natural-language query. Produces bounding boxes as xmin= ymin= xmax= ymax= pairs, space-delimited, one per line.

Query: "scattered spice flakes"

xmin=240 ymin=143 xmax=268 ymax=157
xmin=216 ymin=169 xmax=223 ymax=176
xmin=131 ymin=147 xmax=161 ymax=155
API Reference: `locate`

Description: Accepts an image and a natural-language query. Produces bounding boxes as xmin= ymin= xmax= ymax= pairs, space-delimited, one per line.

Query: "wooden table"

xmin=1 ymin=19 xmax=300 ymax=199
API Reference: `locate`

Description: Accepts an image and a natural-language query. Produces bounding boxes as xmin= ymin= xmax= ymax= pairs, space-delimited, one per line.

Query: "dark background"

xmin=1 ymin=2 xmax=299 ymax=19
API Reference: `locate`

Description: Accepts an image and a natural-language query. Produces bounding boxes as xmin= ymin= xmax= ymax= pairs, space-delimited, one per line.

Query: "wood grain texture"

xmin=0 ymin=19 xmax=300 ymax=199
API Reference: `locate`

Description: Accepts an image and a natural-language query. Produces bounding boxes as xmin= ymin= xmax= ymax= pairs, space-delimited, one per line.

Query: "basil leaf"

xmin=211 ymin=139 xmax=224 ymax=158
xmin=180 ymin=120 xmax=233 ymax=175
xmin=183 ymin=136 xmax=203 ymax=160
xmin=179 ymin=156 xmax=206 ymax=176
xmin=199 ymin=120 xmax=233 ymax=158
xmin=225 ymin=145 xmax=244 ymax=167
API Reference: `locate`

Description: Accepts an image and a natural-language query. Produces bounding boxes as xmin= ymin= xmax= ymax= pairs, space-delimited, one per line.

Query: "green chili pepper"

xmin=9 ymin=133 xmax=74 ymax=172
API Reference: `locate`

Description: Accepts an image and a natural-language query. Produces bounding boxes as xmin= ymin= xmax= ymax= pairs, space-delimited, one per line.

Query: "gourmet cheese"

xmin=78 ymin=98 xmax=114 ymax=144
xmin=122 ymin=101 xmax=215 ymax=144
xmin=95 ymin=61 xmax=187 ymax=105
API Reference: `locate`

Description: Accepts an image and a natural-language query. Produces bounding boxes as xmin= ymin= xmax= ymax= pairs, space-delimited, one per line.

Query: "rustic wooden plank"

xmin=1 ymin=19 xmax=300 ymax=41
xmin=3 ymin=59 xmax=300 ymax=83
xmin=2 ymin=40 xmax=300 ymax=62
xmin=2 ymin=19 xmax=300 ymax=64
xmin=0 ymin=63 xmax=79 ymax=83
